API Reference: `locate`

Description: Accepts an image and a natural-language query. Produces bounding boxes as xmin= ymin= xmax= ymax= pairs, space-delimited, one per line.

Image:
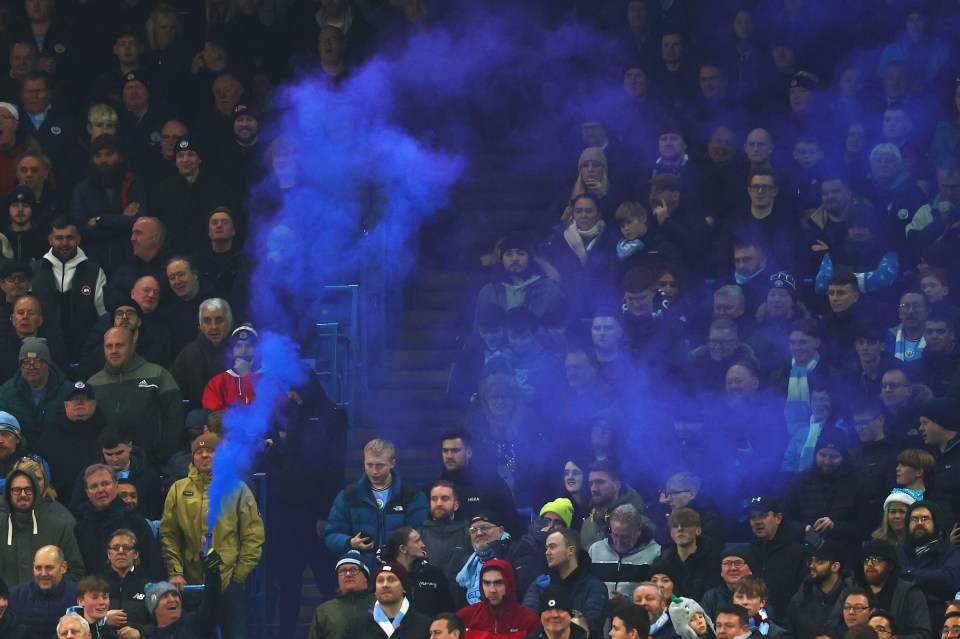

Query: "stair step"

xmin=404 ymin=309 xmax=461 ymax=327
xmin=397 ymin=327 xmax=460 ymax=349
xmin=387 ymin=349 xmax=458 ymax=369
xmin=382 ymin=369 xmax=450 ymax=388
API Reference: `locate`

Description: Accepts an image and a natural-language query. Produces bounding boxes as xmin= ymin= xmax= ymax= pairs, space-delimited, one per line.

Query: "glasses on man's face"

xmin=941 ymin=626 xmax=960 ymax=637
xmin=469 ymin=524 xmax=498 ymax=535
xmin=20 ymin=358 xmax=44 ymax=369
xmin=843 ymin=605 xmax=870 ymax=613
xmin=874 ymin=628 xmax=892 ymax=636
xmin=749 ymin=184 xmax=775 ymax=192
xmin=721 ymin=560 xmax=746 ymax=568
xmin=862 ymin=556 xmax=887 ymax=566
xmin=114 ymin=310 xmax=138 ymax=319
xmin=107 ymin=544 xmax=136 ymax=552
xmin=10 ymin=486 xmax=33 ymax=495
xmin=660 ymin=489 xmax=692 ymax=498
xmin=899 ymin=303 xmax=925 ymax=311
xmin=881 ymin=382 xmax=908 ymax=390
xmin=336 ymin=566 xmax=361 ymax=576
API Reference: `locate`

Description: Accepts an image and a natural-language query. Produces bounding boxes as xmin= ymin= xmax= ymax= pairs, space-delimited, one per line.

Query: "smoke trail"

xmin=207 ymin=332 xmax=306 ymax=542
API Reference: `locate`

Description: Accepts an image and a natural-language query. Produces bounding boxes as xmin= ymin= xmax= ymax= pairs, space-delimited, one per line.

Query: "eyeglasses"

xmin=20 ymin=358 xmax=44 ymax=369
xmin=469 ymin=524 xmax=499 ymax=535
xmin=660 ymin=489 xmax=692 ymax=498
xmin=107 ymin=544 xmax=136 ymax=552
xmin=874 ymin=629 xmax=892 ymax=636
xmin=748 ymin=184 xmax=775 ymax=192
xmin=862 ymin=556 xmax=887 ymax=565
xmin=721 ymin=560 xmax=746 ymax=568
xmin=336 ymin=566 xmax=361 ymax=576
xmin=0 ymin=114 xmax=15 ymax=121
xmin=843 ymin=605 xmax=871 ymax=613
xmin=881 ymin=382 xmax=908 ymax=390
xmin=899 ymin=303 xmax=925 ymax=310
xmin=910 ymin=515 xmax=932 ymax=523
xmin=114 ymin=310 xmax=138 ymax=319
xmin=941 ymin=627 xmax=960 ymax=637
xmin=10 ymin=486 xmax=33 ymax=495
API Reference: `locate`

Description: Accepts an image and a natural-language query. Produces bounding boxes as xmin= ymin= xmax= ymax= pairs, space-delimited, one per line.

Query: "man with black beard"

xmin=785 ymin=540 xmax=850 ymax=639
xmin=894 ymin=500 xmax=960 ymax=630
xmin=828 ymin=540 xmax=930 ymax=639
xmin=69 ymin=135 xmax=150 ymax=273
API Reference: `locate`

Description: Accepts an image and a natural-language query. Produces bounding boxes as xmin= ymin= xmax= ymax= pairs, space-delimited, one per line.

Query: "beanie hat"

xmin=540 ymin=498 xmax=574 ymax=528
xmin=768 ymin=271 xmax=798 ymax=302
xmin=539 ymin=583 xmax=574 ymax=614
xmin=500 ymin=231 xmax=533 ymax=257
xmin=0 ymin=411 xmax=23 ymax=444
xmin=907 ymin=499 xmax=944 ymax=537
xmin=861 ymin=539 xmax=897 ymax=563
xmin=144 ymin=581 xmax=180 ymax=615
xmin=650 ymin=556 xmax=683 ymax=585
xmin=806 ymin=539 xmax=846 ymax=564
xmin=336 ymin=550 xmax=370 ymax=577
xmin=231 ymin=323 xmax=258 ymax=344
xmin=373 ymin=562 xmax=409 ymax=593
xmin=6 ymin=185 xmax=36 ymax=209
xmin=90 ymin=134 xmax=121 ymax=155
xmin=578 ymin=146 xmax=607 ymax=170
xmin=0 ymin=102 xmax=18 ymax=120
xmin=720 ymin=546 xmax=754 ymax=572
xmin=883 ymin=491 xmax=916 ymax=511
xmin=191 ymin=433 xmax=219 ymax=455
xmin=18 ymin=337 xmax=50 ymax=365
xmin=920 ymin=397 xmax=960 ymax=431
xmin=815 ymin=428 xmax=848 ymax=456
xmin=112 ymin=298 xmax=143 ymax=318
xmin=790 ymin=70 xmax=820 ymax=90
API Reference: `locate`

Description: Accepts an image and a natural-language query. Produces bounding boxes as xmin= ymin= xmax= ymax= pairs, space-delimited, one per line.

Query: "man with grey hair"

xmin=169 ymin=297 xmax=234 ymax=412
xmin=588 ymin=504 xmax=661 ymax=605
xmin=56 ymin=612 xmax=90 ymax=639
xmin=0 ymin=336 xmax=72 ymax=442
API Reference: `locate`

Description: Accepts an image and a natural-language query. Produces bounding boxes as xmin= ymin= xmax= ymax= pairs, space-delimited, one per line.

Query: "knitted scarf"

xmin=785 ymin=355 xmax=818 ymax=431
xmin=894 ymin=326 xmax=925 ymax=362
xmin=456 ymin=533 xmax=510 ymax=603
xmin=747 ymin=609 xmax=770 ymax=635
xmin=616 ymin=238 xmax=645 ymax=260
xmin=373 ymin=597 xmax=409 ymax=637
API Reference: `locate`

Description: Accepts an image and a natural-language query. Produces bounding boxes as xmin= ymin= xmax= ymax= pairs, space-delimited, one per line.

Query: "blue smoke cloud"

xmin=207 ymin=332 xmax=306 ymax=542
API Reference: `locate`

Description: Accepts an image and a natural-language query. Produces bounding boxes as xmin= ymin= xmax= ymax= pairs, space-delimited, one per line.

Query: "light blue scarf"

xmin=373 ymin=598 xmax=409 ymax=637
xmin=616 ymin=238 xmax=645 ymax=261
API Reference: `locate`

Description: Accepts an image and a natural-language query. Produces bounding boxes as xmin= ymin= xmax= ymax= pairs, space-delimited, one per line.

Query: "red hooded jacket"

xmin=457 ymin=559 xmax=541 ymax=639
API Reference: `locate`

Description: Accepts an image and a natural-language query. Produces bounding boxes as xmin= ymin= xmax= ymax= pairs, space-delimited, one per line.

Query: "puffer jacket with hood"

xmin=0 ymin=469 xmax=84 ymax=584
xmin=457 ymin=558 xmax=541 ymax=639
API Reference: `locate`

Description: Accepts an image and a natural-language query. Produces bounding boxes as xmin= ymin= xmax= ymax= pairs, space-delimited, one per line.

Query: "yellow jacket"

xmin=159 ymin=465 xmax=264 ymax=589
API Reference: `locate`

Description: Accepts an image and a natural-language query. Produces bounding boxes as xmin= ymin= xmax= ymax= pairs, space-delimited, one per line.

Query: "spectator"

xmin=308 ymin=551 xmax=374 ymax=639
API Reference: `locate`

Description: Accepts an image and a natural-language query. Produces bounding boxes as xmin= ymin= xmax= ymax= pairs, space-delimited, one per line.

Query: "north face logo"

xmin=138 ymin=380 xmax=158 ymax=389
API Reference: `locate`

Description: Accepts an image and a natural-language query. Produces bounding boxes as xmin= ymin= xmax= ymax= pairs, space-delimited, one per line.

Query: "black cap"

xmin=112 ymin=298 xmax=143 ymax=318
xmin=469 ymin=512 xmax=504 ymax=528
xmin=232 ymin=101 xmax=260 ymax=122
xmin=174 ymin=135 xmax=199 ymax=156
xmin=920 ymin=397 xmax=960 ymax=431
xmin=0 ymin=260 xmax=31 ymax=280
xmin=744 ymin=496 xmax=780 ymax=515
xmin=121 ymin=70 xmax=149 ymax=91
xmin=806 ymin=539 xmax=845 ymax=563
xmin=91 ymin=134 xmax=121 ymax=155
xmin=67 ymin=381 xmax=95 ymax=401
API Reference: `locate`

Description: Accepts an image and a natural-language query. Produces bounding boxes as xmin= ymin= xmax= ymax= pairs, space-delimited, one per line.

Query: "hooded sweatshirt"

xmin=0 ymin=469 xmax=85 ymax=584
xmin=457 ymin=559 xmax=541 ymax=639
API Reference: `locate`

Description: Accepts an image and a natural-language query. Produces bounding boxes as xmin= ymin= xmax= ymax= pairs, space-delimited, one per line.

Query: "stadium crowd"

xmin=0 ymin=1 xmax=959 ymax=639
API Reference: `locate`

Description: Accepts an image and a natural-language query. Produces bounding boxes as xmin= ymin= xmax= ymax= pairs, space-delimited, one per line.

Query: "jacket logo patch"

xmin=138 ymin=380 xmax=158 ymax=388
xmin=184 ymin=491 xmax=194 ymax=496
xmin=81 ymin=285 xmax=92 ymax=296
xmin=392 ymin=505 xmax=404 ymax=512
xmin=133 ymin=594 xmax=144 ymax=600
xmin=467 ymin=497 xmax=479 ymax=502
xmin=51 ymin=126 xmax=61 ymax=135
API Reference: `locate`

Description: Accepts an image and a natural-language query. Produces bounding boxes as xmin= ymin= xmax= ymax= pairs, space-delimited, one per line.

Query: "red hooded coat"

xmin=457 ymin=558 xmax=541 ymax=639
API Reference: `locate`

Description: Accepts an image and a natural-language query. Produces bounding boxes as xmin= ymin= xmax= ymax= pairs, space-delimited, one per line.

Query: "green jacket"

xmin=159 ymin=465 xmax=265 ymax=589
xmin=0 ymin=364 xmax=72 ymax=444
xmin=308 ymin=589 xmax=375 ymax=639
xmin=0 ymin=469 xmax=84 ymax=584
xmin=87 ymin=353 xmax=184 ymax=464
